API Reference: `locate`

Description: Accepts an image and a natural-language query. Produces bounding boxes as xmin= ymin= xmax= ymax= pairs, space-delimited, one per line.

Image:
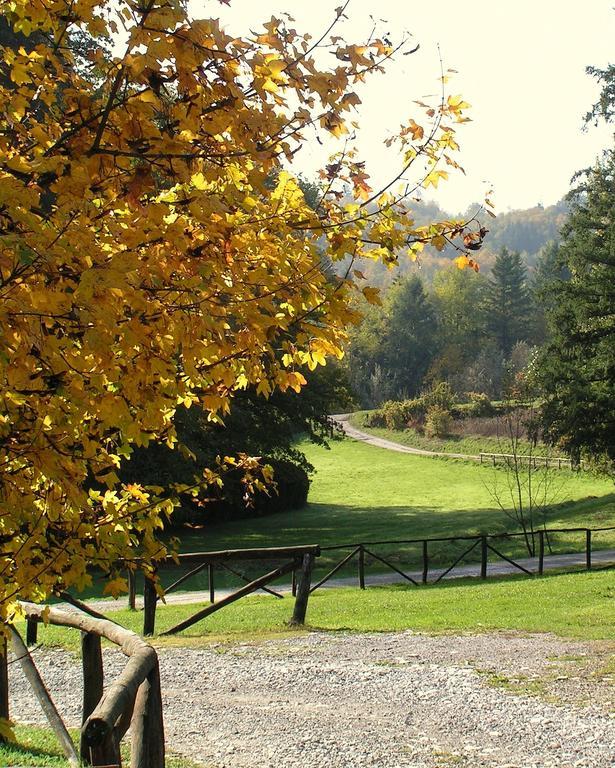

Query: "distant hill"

xmin=352 ymin=198 xmax=569 ymax=288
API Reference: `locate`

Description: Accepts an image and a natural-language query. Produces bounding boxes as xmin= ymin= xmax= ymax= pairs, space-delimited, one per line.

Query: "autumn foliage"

xmin=0 ymin=0 xmax=481 ymax=623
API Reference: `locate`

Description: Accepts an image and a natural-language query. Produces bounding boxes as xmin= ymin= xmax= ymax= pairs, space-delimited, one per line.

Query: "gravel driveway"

xmin=9 ymin=631 xmax=615 ymax=768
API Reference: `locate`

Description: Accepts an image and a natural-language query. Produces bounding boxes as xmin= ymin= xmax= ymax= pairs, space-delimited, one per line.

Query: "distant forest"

xmin=352 ymin=198 xmax=569 ymax=287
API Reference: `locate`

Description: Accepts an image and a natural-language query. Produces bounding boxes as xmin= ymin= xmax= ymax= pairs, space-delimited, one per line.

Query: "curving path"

xmin=333 ymin=413 xmax=481 ymax=461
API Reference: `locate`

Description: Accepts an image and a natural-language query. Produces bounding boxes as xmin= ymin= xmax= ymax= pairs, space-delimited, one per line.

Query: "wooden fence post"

xmin=480 ymin=536 xmax=488 ymax=579
xmin=208 ymin=563 xmax=215 ymax=604
xmin=291 ymin=567 xmax=297 ymax=597
xmin=290 ymin=554 xmax=314 ymax=626
xmin=586 ymin=529 xmax=592 ymax=571
xmin=143 ymin=575 xmax=157 ymax=637
xmin=81 ymin=631 xmax=119 ymax=767
xmin=131 ymin=659 xmax=165 ymax=768
xmin=422 ymin=540 xmax=429 ymax=584
xmin=26 ymin=617 xmax=38 ymax=646
xmin=358 ymin=545 xmax=365 ymax=590
xmin=538 ymin=530 xmax=545 ymax=576
xmin=10 ymin=627 xmax=79 ymax=766
xmin=0 ymin=636 xmax=8 ymax=741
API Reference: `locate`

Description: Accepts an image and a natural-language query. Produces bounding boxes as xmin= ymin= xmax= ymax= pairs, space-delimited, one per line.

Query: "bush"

xmin=381 ymin=398 xmax=426 ymax=430
xmin=465 ymin=392 xmax=496 ymax=417
xmin=424 ymin=405 xmax=453 ymax=438
xmin=172 ymin=458 xmax=310 ymax=525
xmin=421 ymin=382 xmax=455 ymax=411
xmin=361 ymin=409 xmax=386 ymax=428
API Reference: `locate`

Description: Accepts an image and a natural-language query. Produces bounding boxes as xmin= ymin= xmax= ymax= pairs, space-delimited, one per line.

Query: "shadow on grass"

xmin=60 ymin=492 xmax=615 ymax=604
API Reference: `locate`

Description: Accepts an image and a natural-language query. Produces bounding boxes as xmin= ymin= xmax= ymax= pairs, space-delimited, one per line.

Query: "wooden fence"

xmin=1 ymin=602 xmax=164 ymax=767
xmin=136 ymin=544 xmax=320 ymax=636
xmin=479 ymin=452 xmax=581 ymax=469
xmin=121 ymin=526 xmax=615 ymax=628
xmin=315 ymin=525 xmax=615 ymax=591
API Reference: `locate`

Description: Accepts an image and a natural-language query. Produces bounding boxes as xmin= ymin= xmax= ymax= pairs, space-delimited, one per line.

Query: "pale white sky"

xmin=188 ymin=0 xmax=614 ymax=213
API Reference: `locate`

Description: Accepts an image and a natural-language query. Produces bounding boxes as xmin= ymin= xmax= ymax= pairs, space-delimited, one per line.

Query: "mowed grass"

xmin=22 ymin=570 xmax=615 ymax=650
xmin=142 ymin=437 xmax=615 ymax=591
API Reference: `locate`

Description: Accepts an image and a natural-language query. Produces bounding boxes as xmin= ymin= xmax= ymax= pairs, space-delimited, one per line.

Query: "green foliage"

xmin=346 ymin=275 xmax=439 ymax=405
xmin=421 ymin=381 xmax=456 ymax=410
xmin=464 ymin=392 xmax=496 ymax=417
xmin=424 ymin=405 xmax=453 ymax=438
xmin=379 ymin=398 xmax=425 ymax=430
xmin=484 ymin=247 xmax=535 ymax=354
xmin=21 ymin=571 xmax=615 ymax=645
xmin=538 ymin=150 xmax=615 ymax=471
xmin=122 ymin=364 xmax=352 ymax=524
xmin=584 ymin=64 xmax=615 ymax=125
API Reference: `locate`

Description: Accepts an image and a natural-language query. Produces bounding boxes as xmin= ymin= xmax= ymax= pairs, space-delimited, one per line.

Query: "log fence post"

xmin=290 ymin=554 xmax=314 ymax=626
xmin=586 ymin=529 xmax=592 ymax=571
xmin=291 ymin=567 xmax=297 ymax=597
xmin=0 ymin=637 xmax=8 ymax=741
xmin=538 ymin=530 xmax=545 ymax=576
xmin=26 ymin=617 xmax=38 ymax=646
xmin=421 ymin=540 xmax=429 ymax=584
xmin=480 ymin=536 xmax=488 ymax=579
xmin=127 ymin=571 xmax=136 ymax=611
xmin=208 ymin=563 xmax=215 ymax=604
xmin=10 ymin=626 xmax=79 ymax=766
xmin=81 ymin=631 xmax=120 ymax=767
xmin=131 ymin=659 xmax=165 ymax=768
xmin=358 ymin=545 xmax=366 ymax=590
xmin=143 ymin=574 xmax=157 ymax=637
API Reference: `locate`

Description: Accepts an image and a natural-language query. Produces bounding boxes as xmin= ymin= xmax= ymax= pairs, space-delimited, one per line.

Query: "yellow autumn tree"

xmin=0 ymin=0 xmax=483 ymax=624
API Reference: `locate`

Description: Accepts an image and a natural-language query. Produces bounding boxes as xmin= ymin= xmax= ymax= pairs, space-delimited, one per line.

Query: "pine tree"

xmin=484 ymin=247 xmax=534 ymax=354
xmin=538 ymin=150 xmax=615 ymax=469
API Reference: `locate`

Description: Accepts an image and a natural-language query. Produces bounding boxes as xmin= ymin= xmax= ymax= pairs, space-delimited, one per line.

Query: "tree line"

xmin=344 ymin=244 xmax=557 ymax=407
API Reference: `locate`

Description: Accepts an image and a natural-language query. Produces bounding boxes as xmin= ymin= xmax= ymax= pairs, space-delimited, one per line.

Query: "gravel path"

xmin=9 ymin=631 xmax=615 ymax=767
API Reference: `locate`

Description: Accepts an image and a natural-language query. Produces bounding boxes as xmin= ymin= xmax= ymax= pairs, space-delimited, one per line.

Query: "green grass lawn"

xmin=138 ymin=437 xmax=615 ymax=592
xmin=67 ymin=436 xmax=615 ymax=603
xmin=21 ymin=570 xmax=615 ymax=650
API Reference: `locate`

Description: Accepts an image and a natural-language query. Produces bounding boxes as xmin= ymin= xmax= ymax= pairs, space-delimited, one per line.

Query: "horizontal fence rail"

xmin=118 ymin=526 xmax=615 ymax=629
xmin=479 ymin=452 xmax=584 ymax=470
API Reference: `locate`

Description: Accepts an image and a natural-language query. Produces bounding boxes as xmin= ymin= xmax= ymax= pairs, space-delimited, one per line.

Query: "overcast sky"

xmin=188 ymin=1 xmax=614 ymax=213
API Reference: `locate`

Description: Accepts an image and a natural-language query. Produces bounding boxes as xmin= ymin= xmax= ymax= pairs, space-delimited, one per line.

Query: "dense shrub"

xmin=172 ymin=458 xmax=310 ymax=525
xmin=381 ymin=398 xmax=425 ymax=430
xmin=361 ymin=409 xmax=386 ymax=428
xmin=424 ymin=405 xmax=453 ymax=438
xmin=465 ymin=392 xmax=496 ymax=417
xmin=421 ymin=382 xmax=455 ymax=411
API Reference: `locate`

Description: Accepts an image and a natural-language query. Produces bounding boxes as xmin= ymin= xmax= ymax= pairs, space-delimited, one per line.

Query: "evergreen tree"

xmin=538 ymin=150 xmax=615 ymax=469
xmin=382 ymin=275 xmax=440 ymax=397
xmin=484 ymin=247 xmax=534 ymax=354
xmin=345 ymin=275 xmax=439 ymax=404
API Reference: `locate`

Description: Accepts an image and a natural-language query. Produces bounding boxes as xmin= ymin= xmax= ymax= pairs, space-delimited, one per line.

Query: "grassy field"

xmin=128 ymin=437 xmax=615 ymax=593
xmin=21 ymin=570 xmax=615 ymax=650
xmin=64 ymin=435 xmax=615 ymax=603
